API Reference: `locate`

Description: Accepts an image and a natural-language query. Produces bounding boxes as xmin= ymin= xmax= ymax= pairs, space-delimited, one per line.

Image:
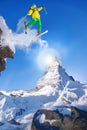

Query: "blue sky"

xmin=0 ymin=0 xmax=87 ymax=90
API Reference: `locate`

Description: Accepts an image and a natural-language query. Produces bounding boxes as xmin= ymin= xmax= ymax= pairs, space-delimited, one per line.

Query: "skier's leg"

xmin=24 ymin=19 xmax=37 ymax=34
xmin=37 ymin=19 xmax=42 ymax=35
xmin=26 ymin=18 xmax=37 ymax=26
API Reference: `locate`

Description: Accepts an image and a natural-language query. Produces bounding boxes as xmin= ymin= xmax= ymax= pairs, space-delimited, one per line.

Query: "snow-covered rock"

xmin=31 ymin=107 xmax=87 ymax=130
xmin=0 ymin=16 xmax=14 ymax=72
xmin=0 ymin=16 xmax=15 ymax=51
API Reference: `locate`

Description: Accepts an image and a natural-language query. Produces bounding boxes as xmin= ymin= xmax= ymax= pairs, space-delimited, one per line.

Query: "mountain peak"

xmin=36 ymin=57 xmax=74 ymax=89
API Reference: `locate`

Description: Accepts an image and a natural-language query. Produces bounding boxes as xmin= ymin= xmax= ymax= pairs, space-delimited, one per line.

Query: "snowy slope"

xmin=0 ymin=57 xmax=87 ymax=130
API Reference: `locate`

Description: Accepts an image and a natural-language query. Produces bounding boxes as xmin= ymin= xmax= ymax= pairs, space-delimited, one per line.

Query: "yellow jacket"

xmin=27 ymin=6 xmax=43 ymax=19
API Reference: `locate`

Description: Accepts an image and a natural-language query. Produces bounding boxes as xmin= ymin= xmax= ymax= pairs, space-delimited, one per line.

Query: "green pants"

xmin=26 ymin=18 xmax=42 ymax=32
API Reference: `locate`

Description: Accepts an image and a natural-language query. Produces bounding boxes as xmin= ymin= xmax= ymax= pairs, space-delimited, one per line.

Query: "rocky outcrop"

xmin=0 ymin=45 xmax=14 ymax=58
xmin=0 ymin=16 xmax=14 ymax=73
xmin=0 ymin=27 xmax=14 ymax=72
xmin=0 ymin=44 xmax=14 ymax=72
xmin=31 ymin=107 xmax=87 ymax=130
xmin=0 ymin=58 xmax=5 ymax=72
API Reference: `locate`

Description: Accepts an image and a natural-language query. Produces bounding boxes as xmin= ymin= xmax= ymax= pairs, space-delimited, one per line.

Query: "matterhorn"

xmin=0 ymin=57 xmax=87 ymax=130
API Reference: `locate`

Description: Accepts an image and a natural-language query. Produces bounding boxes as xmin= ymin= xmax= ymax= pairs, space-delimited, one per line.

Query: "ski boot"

xmin=37 ymin=30 xmax=41 ymax=36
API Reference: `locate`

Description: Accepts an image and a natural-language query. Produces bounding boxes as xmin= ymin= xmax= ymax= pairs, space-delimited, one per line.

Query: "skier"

xmin=24 ymin=4 xmax=45 ymax=35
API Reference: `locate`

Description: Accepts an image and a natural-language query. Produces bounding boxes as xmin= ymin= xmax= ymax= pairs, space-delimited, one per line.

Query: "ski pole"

xmin=21 ymin=15 xmax=27 ymax=23
xmin=44 ymin=7 xmax=48 ymax=15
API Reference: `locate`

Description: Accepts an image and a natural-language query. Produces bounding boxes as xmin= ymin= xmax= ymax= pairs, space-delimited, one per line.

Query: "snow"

xmin=0 ymin=16 xmax=15 ymax=52
xmin=39 ymin=113 xmax=57 ymax=125
xmin=39 ymin=114 xmax=46 ymax=123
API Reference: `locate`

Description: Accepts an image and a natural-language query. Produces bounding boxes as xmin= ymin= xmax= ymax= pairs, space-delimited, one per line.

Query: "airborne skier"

xmin=24 ymin=4 xmax=45 ymax=35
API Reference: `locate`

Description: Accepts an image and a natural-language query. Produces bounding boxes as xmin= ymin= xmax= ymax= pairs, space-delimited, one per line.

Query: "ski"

xmin=37 ymin=30 xmax=48 ymax=37
xmin=32 ymin=30 xmax=48 ymax=41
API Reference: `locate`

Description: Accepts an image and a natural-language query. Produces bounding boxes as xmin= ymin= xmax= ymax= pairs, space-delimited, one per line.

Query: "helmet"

xmin=31 ymin=4 xmax=37 ymax=9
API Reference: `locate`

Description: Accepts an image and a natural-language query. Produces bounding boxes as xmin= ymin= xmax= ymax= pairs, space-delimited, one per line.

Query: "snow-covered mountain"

xmin=0 ymin=57 xmax=87 ymax=130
